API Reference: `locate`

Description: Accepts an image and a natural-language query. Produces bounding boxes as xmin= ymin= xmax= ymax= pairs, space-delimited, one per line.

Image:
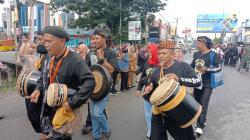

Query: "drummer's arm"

xmin=99 ymin=60 xmax=114 ymax=74
xmin=145 ymin=71 xmax=158 ymax=94
xmin=34 ymin=72 xmax=43 ymax=94
xmin=179 ymin=64 xmax=201 ymax=87
xmin=68 ymin=60 xmax=96 ymax=110
xmin=137 ymin=64 xmax=148 ymax=91
xmin=98 ymin=51 xmax=117 ymax=74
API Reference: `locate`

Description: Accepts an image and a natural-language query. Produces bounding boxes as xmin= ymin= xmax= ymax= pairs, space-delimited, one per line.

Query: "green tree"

xmin=213 ymin=37 xmax=221 ymax=45
xmin=50 ymin=0 xmax=167 ymax=43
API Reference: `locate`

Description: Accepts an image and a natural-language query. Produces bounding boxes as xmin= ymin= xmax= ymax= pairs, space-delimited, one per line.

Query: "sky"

xmin=1 ymin=0 xmax=249 ymax=39
xmin=155 ymin=0 xmax=250 ymax=38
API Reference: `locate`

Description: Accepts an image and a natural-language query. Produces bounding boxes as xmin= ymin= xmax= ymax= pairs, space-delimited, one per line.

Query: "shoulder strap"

xmin=210 ymin=51 xmax=215 ymax=67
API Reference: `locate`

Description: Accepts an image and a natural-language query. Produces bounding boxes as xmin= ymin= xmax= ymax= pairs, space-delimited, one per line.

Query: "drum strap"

xmin=158 ymin=67 xmax=167 ymax=84
xmin=49 ymin=49 xmax=69 ymax=83
xmin=35 ymin=54 xmax=45 ymax=70
xmin=160 ymin=67 xmax=164 ymax=79
xmin=40 ymin=59 xmax=53 ymax=134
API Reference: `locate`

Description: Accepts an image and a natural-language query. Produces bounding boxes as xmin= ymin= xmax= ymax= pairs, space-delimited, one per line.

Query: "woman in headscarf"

xmin=135 ymin=43 xmax=159 ymax=138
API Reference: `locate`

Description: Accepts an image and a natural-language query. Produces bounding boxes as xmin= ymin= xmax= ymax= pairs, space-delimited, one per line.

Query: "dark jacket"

xmin=191 ymin=51 xmax=222 ymax=88
xmin=137 ymin=62 xmax=159 ymax=101
xmin=35 ymin=50 xmax=96 ymax=109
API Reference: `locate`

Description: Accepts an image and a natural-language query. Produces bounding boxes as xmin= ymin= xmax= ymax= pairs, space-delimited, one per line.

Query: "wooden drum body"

xmin=17 ymin=69 xmax=40 ymax=97
xmin=90 ymin=64 xmax=112 ymax=101
xmin=150 ymin=79 xmax=202 ymax=128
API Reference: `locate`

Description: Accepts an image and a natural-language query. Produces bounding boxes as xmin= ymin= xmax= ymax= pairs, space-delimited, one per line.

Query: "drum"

xmin=47 ymin=83 xmax=68 ymax=107
xmin=16 ymin=69 xmax=40 ymax=97
xmin=90 ymin=64 xmax=112 ymax=101
xmin=150 ymin=78 xmax=202 ymax=128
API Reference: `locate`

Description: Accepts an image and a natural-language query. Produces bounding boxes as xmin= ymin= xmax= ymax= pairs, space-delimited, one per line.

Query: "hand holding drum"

xmin=195 ymin=59 xmax=206 ymax=74
xmin=196 ymin=66 xmax=206 ymax=73
xmin=144 ymin=83 xmax=153 ymax=95
xmin=30 ymin=90 xmax=40 ymax=103
xmin=96 ymin=49 xmax=104 ymax=59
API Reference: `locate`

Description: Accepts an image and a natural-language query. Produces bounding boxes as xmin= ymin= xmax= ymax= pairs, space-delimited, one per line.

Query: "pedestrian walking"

xmin=145 ymin=41 xmax=201 ymax=140
xmin=117 ymin=45 xmax=129 ymax=92
xmin=191 ymin=36 xmax=222 ymax=135
xmin=128 ymin=45 xmax=137 ymax=88
xmin=136 ymin=43 xmax=160 ymax=138
xmin=89 ymin=29 xmax=118 ymax=140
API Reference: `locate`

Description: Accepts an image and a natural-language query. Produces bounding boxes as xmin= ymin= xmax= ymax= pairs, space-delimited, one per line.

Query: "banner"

xmin=128 ymin=21 xmax=141 ymax=41
xmin=148 ymin=26 xmax=160 ymax=43
xmin=196 ymin=14 xmax=238 ymax=33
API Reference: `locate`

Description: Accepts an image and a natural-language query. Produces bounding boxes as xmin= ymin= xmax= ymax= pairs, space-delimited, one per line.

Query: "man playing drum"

xmin=145 ymin=41 xmax=201 ymax=140
xmin=30 ymin=26 xmax=96 ymax=140
xmin=191 ymin=36 xmax=222 ymax=135
xmin=89 ymin=29 xmax=118 ymax=140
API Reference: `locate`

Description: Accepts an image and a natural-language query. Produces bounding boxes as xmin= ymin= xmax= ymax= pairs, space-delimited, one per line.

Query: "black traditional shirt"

xmin=191 ymin=50 xmax=222 ymax=88
xmin=36 ymin=50 xmax=96 ymax=109
xmin=150 ymin=61 xmax=201 ymax=91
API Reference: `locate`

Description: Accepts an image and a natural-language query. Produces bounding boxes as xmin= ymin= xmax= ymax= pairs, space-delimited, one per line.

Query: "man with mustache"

xmin=145 ymin=41 xmax=201 ymax=140
xmin=30 ymin=26 xmax=96 ymax=140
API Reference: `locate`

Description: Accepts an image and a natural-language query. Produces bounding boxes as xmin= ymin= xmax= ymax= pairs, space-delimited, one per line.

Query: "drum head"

xmin=90 ymin=64 xmax=112 ymax=101
xmin=150 ymin=79 xmax=177 ymax=106
xmin=47 ymin=83 xmax=68 ymax=107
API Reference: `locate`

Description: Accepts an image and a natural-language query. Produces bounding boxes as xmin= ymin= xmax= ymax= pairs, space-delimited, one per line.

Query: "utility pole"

xmin=10 ymin=0 xmax=19 ymax=77
xmin=144 ymin=0 xmax=149 ymax=45
xmin=119 ymin=0 xmax=122 ymax=48
xmin=221 ymin=0 xmax=226 ymax=44
xmin=145 ymin=13 xmax=148 ymax=44
xmin=28 ymin=0 xmax=36 ymax=42
xmin=174 ymin=17 xmax=181 ymax=44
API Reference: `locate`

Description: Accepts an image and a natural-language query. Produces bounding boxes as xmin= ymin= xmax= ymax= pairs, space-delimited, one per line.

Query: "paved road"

xmin=0 ymin=51 xmax=250 ymax=140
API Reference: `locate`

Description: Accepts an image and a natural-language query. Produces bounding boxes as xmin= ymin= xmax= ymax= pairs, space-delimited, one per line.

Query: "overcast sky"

xmin=155 ymin=0 xmax=250 ymax=37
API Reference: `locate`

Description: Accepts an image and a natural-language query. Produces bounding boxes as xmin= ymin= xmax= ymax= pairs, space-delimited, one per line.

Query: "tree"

xmin=50 ymin=0 xmax=167 ymax=43
xmin=213 ymin=37 xmax=221 ymax=45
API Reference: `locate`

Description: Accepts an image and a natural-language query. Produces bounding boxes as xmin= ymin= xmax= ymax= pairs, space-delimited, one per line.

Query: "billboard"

xmin=196 ymin=14 xmax=238 ymax=33
xmin=128 ymin=21 xmax=141 ymax=41
xmin=148 ymin=26 xmax=160 ymax=43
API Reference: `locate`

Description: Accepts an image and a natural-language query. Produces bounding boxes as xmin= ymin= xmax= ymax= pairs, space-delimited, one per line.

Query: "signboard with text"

xmin=196 ymin=14 xmax=238 ymax=33
xmin=128 ymin=21 xmax=141 ymax=41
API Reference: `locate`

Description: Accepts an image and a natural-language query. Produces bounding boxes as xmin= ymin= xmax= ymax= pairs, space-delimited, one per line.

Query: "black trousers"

xmin=224 ymin=55 xmax=230 ymax=65
xmin=150 ymin=114 xmax=196 ymax=140
xmin=111 ymin=70 xmax=119 ymax=92
xmin=25 ymin=98 xmax=42 ymax=133
xmin=120 ymin=72 xmax=128 ymax=91
xmin=229 ymin=55 xmax=237 ymax=66
xmin=193 ymin=87 xmax=213 ymax=129
xmin=85 ymin=103 xmax=92 ymax=127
